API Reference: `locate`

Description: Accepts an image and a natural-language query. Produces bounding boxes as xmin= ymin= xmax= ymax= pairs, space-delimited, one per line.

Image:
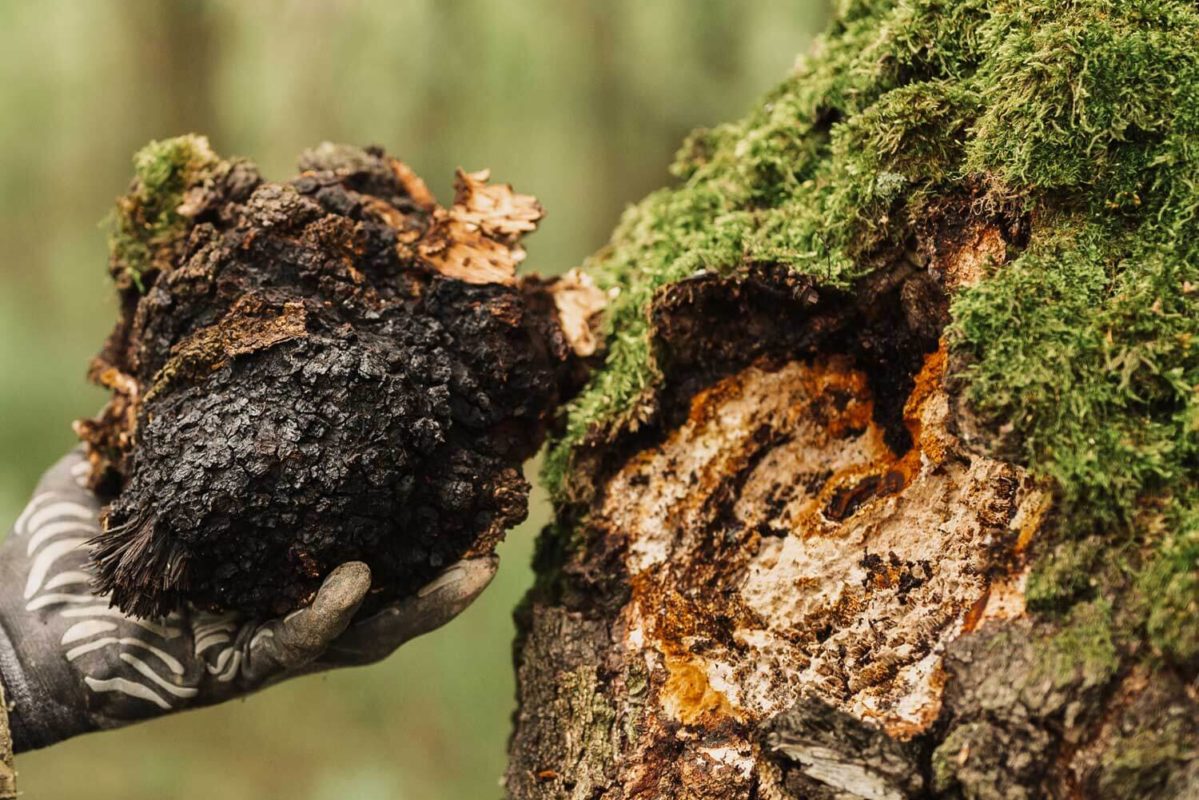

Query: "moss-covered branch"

xmin=546 ymin=0 xmax=1199 ymax=685
xmin=518 ymin=1 xmax=1199 ymax=796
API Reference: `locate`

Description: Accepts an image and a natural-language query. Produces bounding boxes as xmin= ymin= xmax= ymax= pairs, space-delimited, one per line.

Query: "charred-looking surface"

xmin=77 ymin=138 xmax=598 ymax=618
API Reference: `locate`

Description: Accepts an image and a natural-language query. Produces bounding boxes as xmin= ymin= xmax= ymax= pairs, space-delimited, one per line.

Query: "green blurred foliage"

xmin=0 ymin=1 xmax=827 ymax=797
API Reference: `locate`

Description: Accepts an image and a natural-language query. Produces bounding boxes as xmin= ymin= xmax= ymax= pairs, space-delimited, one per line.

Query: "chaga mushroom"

xmin=75 ymin=136 xmax=601 ymax=619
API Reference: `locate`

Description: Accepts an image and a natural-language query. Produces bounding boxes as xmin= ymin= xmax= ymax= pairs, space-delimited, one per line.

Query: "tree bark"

xmin=507 ymin=222 xmax=1198 ymax=800
xmin=504 ymin=3 xmax=1199 ymax=796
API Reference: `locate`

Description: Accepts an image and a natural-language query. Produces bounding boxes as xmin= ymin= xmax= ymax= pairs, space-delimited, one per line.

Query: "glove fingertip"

xmin=417 ymin=555 xmax=497 ymax=600
xmin=313 ymin=562 xmax=372 ymax=616
xmin=275 ymin=562 xmax=373 ymax=654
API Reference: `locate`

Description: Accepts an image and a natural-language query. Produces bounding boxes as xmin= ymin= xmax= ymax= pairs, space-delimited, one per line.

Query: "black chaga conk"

xmin=75 ymin=136 xmax=601 ymax=618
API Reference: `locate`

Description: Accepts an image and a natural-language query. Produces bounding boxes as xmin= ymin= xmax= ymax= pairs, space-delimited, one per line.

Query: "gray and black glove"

xmin=0 ymin=451 xmax=498 ymax=751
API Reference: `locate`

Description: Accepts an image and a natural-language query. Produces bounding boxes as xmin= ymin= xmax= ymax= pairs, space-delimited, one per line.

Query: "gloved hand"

xmin=0 ymin=451 xmax=498 ymax=751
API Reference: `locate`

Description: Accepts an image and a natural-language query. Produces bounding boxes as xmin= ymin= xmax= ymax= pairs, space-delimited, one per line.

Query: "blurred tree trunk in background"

xmin=122 ymin=3 xmax=220 ymax=137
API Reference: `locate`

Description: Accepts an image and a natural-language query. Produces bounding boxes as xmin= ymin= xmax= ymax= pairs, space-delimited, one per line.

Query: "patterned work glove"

xmin=0 ymin=451 xmax=498 ymax=751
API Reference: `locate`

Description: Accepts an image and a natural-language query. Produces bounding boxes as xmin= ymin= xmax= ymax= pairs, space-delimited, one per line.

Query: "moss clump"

xmin=1139 ymin=495 xmax=1199 ymax=668
xmin=1037 ymin=599 xmax=1120 ymax=687
xmin=545 ymin=0 xmax=1199 ymax=673
xmin=109 ymin=134 xmax=222 ymax=291
xmin=1025 ymin=535 xmax=1103 ymax=612
xmin=1097 ymin=709 xmax=1193 ymax=798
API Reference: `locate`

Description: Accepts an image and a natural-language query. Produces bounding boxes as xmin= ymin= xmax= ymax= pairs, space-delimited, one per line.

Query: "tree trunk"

xmin=505 ymin=2 xmax=1199 ymax=798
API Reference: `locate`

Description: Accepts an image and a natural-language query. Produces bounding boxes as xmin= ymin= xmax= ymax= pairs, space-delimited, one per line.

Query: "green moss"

xmin=1140 ymin=495 xmax=1199 ymax=666
xmin=544 ymin=0 xmax=1199 ymax=665
xmin=1097 ymin=723 xmax=1192 ymax=798
xmin=1038 ymin=599 xmax=1120 ymax=686
xmin=930 ymin=723 xmax=974 ymax=794
xmin=109 ymin=134 xmax=222 ymax=291
xmin=1025 ymin=536 xmax=1103 ymax=612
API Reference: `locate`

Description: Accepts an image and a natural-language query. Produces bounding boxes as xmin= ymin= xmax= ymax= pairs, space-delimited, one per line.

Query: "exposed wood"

xmin=507 ymin=227 xmax=1199 ymax=798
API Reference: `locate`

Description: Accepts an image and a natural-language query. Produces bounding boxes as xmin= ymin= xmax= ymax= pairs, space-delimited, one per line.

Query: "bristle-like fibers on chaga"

xmin=77 ymin=139 xmax=590 ymax=618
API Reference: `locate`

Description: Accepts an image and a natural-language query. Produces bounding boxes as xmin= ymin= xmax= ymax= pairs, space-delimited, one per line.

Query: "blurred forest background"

xmin=0 ymin=1 xmax=829 ymax=797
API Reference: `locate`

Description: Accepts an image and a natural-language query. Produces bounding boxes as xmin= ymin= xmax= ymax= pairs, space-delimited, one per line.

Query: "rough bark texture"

xmin=508 ymin=238 xmax=1031 ymax=798
xmin=0 ymin=682 xmax=15 ymax=800
xmin=509 ymin=222 xmax=1198 ymax=800
xmin=78 ymin=139 xmax=596 ymax=618
xmin=506 ymin=2 xmax=1199 ymax=794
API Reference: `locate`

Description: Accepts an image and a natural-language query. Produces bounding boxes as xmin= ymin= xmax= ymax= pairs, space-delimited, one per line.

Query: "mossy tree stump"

xmin=507 ymin=1 xmax=1199 ymax=797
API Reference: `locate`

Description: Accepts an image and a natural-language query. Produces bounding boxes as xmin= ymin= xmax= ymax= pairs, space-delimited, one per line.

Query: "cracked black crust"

xmin=88 ymin=146 xmax=572 ymax=618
